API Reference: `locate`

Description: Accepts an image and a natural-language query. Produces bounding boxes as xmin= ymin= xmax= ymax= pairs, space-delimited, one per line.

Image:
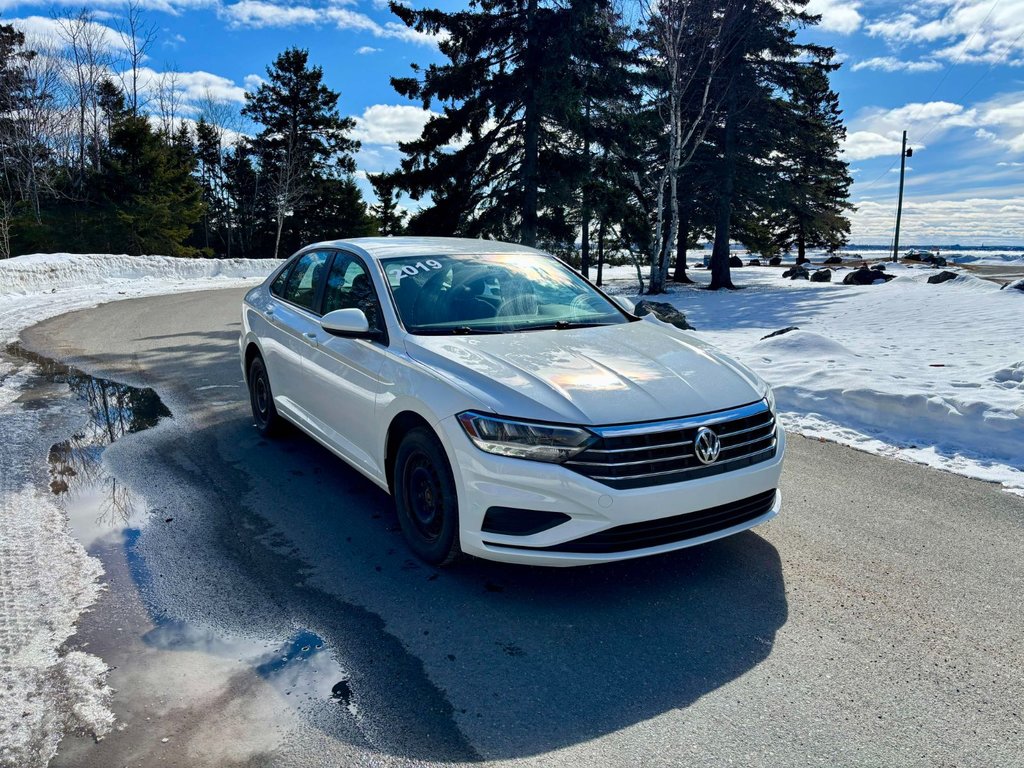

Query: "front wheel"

xmin=248 ymin=355 xmax=284 ymax=437
xmin=393 ymin=427 xmax=462 ymax=566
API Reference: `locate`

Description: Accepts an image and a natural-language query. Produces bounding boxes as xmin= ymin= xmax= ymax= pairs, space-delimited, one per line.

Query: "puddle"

xmin=6 ymin=342 xmax=171 ymax=543
xmin=4 ymin=342 xmax=357 ymax=740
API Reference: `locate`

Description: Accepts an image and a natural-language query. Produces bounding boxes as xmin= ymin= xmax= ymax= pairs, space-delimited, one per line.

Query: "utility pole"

xmin=892 ymin=130 xmax=912 ymax=262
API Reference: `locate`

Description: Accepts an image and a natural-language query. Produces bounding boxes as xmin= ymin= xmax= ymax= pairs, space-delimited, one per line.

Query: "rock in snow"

xmin=760 ymin=326 xmax=800 ymax=340
xmin=810 ymin=268 xmax=832 ymax=283
xmin=843 ymin=265 xmax=894 ymax=285
xmin=782 ymin=265 xmax=810 ymax=280
xmin=633 ymin=299 xmax=694 ymax=330
xmin=927 ymin=270 xmax=959 ymax=285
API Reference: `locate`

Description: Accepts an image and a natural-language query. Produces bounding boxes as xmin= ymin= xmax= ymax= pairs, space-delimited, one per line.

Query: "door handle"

xmin=265 ymin=306 xmax=275 ymax=315
xmin=304 ymin=332 xmax=319 ymax=345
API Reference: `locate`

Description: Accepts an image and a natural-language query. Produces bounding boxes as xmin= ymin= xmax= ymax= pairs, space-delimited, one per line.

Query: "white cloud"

xmin=843 ymin=131 xmax=908 ymax=161
xmin=842 ymin=100 xmax=982 ymax=159
xmin=351 ymin=104 xmax=438 ymax=145
xmin=0 ymin=0 xmax=216 ymax=12
xmin=219 ymin=1 xmax=441 ymax=45
xmin=805 ymin=0 xmax=862 ymax=35
xmin=357 ymin=46 xmax=380 ymax=54
xmin=135 ymin=67 xmax=249 ymax=104
xmin=220 ymin=1 xmax=320 ymax=28
xmin=849 ymin=196 xmax=1024 ymax=244
xmin=866 ymin=0 xmax=1024 ymax=66
xmin=9 ymin=15 xmax=128 ymax=54
xmin=851 ymin=56 xmax=942 ymax=73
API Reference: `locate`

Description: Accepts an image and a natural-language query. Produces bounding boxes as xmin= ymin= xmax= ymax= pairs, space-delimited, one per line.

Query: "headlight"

xmin=457 ymin=412 xmax=595 ymax=463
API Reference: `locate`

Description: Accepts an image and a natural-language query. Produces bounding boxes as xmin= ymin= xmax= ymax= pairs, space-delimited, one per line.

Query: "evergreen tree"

xmin=242 ymin=48 xmax=362 ymax=258
xmin=99 ymin=106 xmax=204 ymax=257
xmin=773 ymin=54 xmax=852 ymax=261
xmin=389 ymin=0 xmax=577 ymax=250
xmin=369 ymin=172 xmax=407 ymax=235
xmin=706 ymin=0 xmax=840 ymax=289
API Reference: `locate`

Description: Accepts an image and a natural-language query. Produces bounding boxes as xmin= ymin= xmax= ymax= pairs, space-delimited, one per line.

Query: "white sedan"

xmin=239 ymin=237 xmax=784 ymax=566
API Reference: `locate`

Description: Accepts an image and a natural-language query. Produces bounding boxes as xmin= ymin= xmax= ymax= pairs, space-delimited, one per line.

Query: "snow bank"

xmin=0 ymin=252 xmax=279 ymax=344
xmin=0 ymin=252 xmax=277 ymax=767
xmin=604 ymin=262 xmax=1024 ymax=495
xmin=1 ymin=252 xmax=275 ymax=297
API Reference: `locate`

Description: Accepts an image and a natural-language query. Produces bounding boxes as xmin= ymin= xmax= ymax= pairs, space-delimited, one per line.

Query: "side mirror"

xmin=321 ymin=308 xmax=375 ymax=338
xmin=612 ymin=295 xmax=635 ymax=314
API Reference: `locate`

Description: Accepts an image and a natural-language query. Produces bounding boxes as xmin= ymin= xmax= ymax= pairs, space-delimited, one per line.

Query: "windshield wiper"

xmin=544 ymin=320 xmax=612 ymax=330
xmin=413 ymin=326 xmax=504 ymax=335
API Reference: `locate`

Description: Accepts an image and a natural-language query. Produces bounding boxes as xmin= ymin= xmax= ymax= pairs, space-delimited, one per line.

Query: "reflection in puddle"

xmin=6 ymin=342 xmax=171 ymax=539
xmin=6 ymin=343 xmax=352 ymax=730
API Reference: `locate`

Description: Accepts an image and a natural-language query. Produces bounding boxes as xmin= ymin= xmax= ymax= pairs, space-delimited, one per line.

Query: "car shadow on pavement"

xmin=123 ymin=401 xmax=789 ymax=763
xmin=21 ymin=317 xmax=788 ymax=764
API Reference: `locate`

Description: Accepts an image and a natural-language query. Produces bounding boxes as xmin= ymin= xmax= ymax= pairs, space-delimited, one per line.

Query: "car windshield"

xmin=381 ymin=252 xmax=630 ymax=334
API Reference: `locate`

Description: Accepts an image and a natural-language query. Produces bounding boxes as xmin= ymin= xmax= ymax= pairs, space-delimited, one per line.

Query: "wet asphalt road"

xmin=22 ymin=287 xmax=1024 ymax=768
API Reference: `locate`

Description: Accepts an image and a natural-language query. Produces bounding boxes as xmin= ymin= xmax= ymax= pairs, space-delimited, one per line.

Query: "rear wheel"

xmin=248 ymin=355 xmax=283 ymax=437
xmin=393 ymin=427 xmax=462 ymax=566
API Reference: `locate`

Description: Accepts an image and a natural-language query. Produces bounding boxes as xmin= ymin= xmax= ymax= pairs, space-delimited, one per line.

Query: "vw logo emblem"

xmin=694 ymin=427 xmax=721 ymax=465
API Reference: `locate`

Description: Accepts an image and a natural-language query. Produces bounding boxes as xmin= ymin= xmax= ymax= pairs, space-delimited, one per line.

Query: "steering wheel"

xmin=411 ymin=268 xmax=451 ymax=327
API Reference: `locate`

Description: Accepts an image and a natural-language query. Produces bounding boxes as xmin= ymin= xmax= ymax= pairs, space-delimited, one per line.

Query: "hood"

xmin=404 ymin=318 xmax=766 ymax=425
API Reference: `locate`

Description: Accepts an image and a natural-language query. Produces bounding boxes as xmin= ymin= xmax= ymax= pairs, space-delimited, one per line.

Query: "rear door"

xmin=263 ymin=250 xmax=330 ymax=422
xmin=302 ymin=250 xmax=391 ymax=479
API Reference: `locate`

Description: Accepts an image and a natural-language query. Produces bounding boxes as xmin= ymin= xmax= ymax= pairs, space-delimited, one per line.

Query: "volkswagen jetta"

xmin=239 ymin=237 xmax=784 ymax=566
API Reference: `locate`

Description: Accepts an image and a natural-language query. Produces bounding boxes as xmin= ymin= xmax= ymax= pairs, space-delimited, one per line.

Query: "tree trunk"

xmin=520 ymin=0 xmax=539 ymax=247
xmin=709 ymin=91 xmax=738 ymax=290
xmin=596 ymin=215 xmax=605 ymax=286
xmin=273 ymin=214 xmax=284 ymax=260
xmin=672 ymin=194 xmax=694 ymax=283
xmin=796 ymin=224 xmax=806 ymax=263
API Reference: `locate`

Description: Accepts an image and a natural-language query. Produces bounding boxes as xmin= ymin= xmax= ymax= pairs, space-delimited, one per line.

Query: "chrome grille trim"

xmin=564 ymin=399 xmax=777 ymax=489
xmin=579 ymin=443 xmax=777 ymax=481
xmin=585 ymin=439 xmax=693 ymax=455
xmin=589 ymin=400 xmax=770 ymax=438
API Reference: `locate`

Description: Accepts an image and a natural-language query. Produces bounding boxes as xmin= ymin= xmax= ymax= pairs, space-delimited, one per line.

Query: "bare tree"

xmin=155 ymin=67 xmax=183 ymax=135
xmin=0 ymin=200 xmax=12 ymax=259
xmin=116 ymin=0 xmax=157 ymax=116
xmin=270 ymin=134 xmax=307 ymax=260
xmin=635 ymin=0 xmax=727 ymax=294
xmin=56 ymin=9 xmax=113 ymax=189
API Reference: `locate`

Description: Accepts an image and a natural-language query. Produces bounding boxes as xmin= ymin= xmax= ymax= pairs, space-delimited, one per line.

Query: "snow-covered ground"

xmin=0 ymin=251 xmax=1022 ymax=766
xmin=0 ymin=253 xmax=276 ymax=768
xmin=603 ymin=261 xmax=1024 ymax=496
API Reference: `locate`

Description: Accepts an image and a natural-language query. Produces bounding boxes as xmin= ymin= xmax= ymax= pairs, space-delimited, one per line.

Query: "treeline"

xmin=0 ymin=9 xmax=375 ymax=261
xmin=0 ymin=0 xmax=851 ymax=292
xmin=388 ymin=0 xmax=852 ymax=291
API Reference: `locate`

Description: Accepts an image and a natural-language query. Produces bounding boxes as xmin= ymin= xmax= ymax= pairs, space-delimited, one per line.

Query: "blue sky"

xmin=3 ymin=0 xmax=1023 ymax=245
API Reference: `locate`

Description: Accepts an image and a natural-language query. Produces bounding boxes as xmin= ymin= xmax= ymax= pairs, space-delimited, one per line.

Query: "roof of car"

xmin=304 ymin=236 xmax=547 ymax=261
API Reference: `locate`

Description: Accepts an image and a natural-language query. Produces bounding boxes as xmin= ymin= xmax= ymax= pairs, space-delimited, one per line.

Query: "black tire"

xmin=393 ymin=427 xmax=462 ymax=566
xmin=248 ymin=355 xmax=284 ymax=437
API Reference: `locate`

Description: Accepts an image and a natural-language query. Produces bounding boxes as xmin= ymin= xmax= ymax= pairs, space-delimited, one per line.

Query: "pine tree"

xmin=774 ymin=53 xmax=852 ymax=261
xmin=389 ymin=0 xmax=578 ymax=250
xmin=242 ymin=48 xmax=361 ymax=258
xmin=369 ymin=172 xmax=407 ymax=236
xmin=100 ymin=107 xmax=204 ymax=257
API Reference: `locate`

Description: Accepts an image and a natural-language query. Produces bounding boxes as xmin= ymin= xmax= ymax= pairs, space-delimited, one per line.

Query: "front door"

xmin=303 ymin=250 xmax=391 ymax=480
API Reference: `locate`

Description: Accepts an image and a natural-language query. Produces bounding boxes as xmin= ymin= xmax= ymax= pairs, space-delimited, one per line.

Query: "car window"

xmin=269 ymin=262 xmax=292 ymax=297
xmin=281 ymin=251 xmax=329 ymax=312
xmin=381 ymin=252 xmax=628 ymax=334
xmin=323 ymin=253 xmax=383 ymax=331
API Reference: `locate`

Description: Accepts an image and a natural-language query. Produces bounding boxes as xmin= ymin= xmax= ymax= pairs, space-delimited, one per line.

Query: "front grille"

xmin=564 ymin=400 xmax=777 ymax=489
xmin=492 ymin=489 xmax=778 ymax=554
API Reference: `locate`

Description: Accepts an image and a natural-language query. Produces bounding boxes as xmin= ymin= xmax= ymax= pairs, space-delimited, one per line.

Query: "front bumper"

xmin=438 ymin=415 xmax=785 ymax=567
